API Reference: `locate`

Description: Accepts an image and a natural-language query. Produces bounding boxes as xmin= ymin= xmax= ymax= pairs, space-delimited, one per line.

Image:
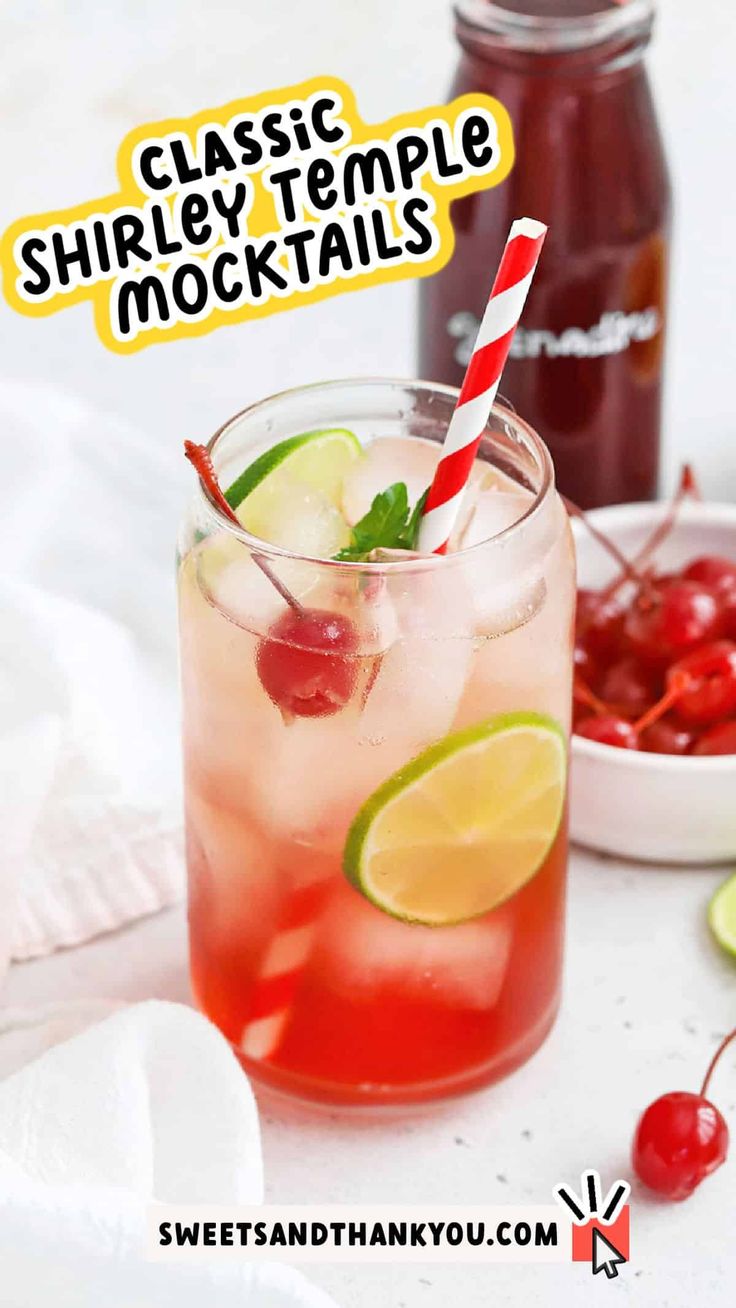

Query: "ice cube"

xmin=180 ymin=550 xmax=286 ymax=813
xmin=206 ymin=552 xmax=289 ymax=634
xmin=245 ymin=703 xmax=400 ymax=850
xmin=186 ymin=790 xmax=282 ymax=941
xmin=455 ymin=484 xmax=533 ymax=550
xmin=240 ymin=474 xmax=351 ymax=556
xmin=457 ymin=624 xmax=551 ymax=724
xmin=341 ymin=435 xmax=440 ymax=525
xmin=456 ymin=521 xmax=575 ymax=729
xmin=196 ymin=536 xmax=326 ymax=636
xmin=354 ymin=579 xmax=400 ymax=654
xmin=359 ymin=632 xmax=471 ymax=752
xmin=451 ymin=474 xmax=556 ymax=639
xmin=446 ymin=465 xmax=502 ymax=551
xmin=359 ymin=550 xmax=475 ymax=754
xmin=314 ymin=882 xmax=513 ymax=1010
xmin=389 ymin=551 xmax=477 ymax=639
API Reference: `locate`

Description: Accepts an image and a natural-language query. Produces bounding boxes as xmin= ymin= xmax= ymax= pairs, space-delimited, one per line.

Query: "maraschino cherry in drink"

xmin=419 ymin=0 xmax=671 ymax=509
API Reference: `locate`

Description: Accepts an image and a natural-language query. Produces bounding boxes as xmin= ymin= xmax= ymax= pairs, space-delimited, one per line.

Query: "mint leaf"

xmin=334 ymin=482 xmax=430 ymax=562
xmin=353 ymin=483 xmax=409 ymax=549
xmin=335 ymin=483 xmax=408 ymax=560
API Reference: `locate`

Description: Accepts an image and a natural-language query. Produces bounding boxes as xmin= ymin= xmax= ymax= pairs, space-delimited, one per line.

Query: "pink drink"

xmin=178 ymin=381 xmax=575 ymax=1105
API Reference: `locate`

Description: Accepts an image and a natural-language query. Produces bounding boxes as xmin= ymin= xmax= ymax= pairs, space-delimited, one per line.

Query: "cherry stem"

xmin=573 ymin=674 xmax=610 ymax=717
xmin=700 ymin=1025 xmax=736 ymax=1099
xmin=563 ymin=496 xmax=643 ymax=587
xmin=632 ymin=671 xmax=691 ymax=735
xmin=601 ymin=464 xmax=700 ymax=604
xmin=568 ymin=465 xmax=702 ymax=609
xmin=629 ymin=464 xmax=699 ymax=573
xmin=682 ymin=463 xmax=701 ymax=500
xmin=184 ymin=441 xmax=304 ymax=615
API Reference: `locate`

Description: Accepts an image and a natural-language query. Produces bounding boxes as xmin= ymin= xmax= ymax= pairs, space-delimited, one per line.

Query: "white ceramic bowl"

xmin=571 ymin=500 xmax=736 ymax=864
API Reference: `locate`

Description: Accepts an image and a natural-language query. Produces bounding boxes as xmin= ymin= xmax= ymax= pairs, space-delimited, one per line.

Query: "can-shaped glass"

xmin=178 ymin=379 xmax=575 ymax=1106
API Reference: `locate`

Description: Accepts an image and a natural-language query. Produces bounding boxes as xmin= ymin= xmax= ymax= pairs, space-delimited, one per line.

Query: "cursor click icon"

xmin=591 ymin=1227 xmax=626 ymax=1279
xmin=555 ymin=1168 xmax=631 ymax=1276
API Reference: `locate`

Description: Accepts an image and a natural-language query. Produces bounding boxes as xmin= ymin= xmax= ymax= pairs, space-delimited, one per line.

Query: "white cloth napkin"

xmin=0 ymin=378 xmax=186 ymax=969
xmin=0 ymin=999 xmax=338 ymax=1308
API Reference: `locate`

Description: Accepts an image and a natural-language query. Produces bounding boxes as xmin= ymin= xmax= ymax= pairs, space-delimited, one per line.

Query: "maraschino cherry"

xmin=571 ymin=468 xmax=736 ymax=755
xmin=683 ymin=557 xmax=736 ymax=641
xmin=575 ymin=714 xmax=639 ymax=749
xmin=682 ymin=555 xmax=736 ymax=595
xmin=600 ymin=656 xmax=657 ymax=718
xmin=639 ymin=717 xmax=694 ymax=756
xmin=692 ymin=720 xmax=736 ymax=756
xmin=576 ymin=588 xmax=625 ymax=661
xmin=632 ymin=1027 xmax=734 ymax=1200
xmin=185 ymin=442 xmax=359 ymax=718
xmin=624 ymin=579 xmax=723 ymax=667
xmin=256 ymin=607 xmax=358 ymax=718
xmin=666 ymin=641 xmax=736 ymax=727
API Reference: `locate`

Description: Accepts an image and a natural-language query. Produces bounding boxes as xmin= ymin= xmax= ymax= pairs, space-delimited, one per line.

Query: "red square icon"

xmin=571 ymin=1206 xmax=630 ymax=1262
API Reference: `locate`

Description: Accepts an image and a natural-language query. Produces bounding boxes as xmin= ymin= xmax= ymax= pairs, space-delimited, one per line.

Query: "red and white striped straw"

xmin=418 ymin=217 xmax=547 ymax=555
xmin=240 ymin=873 xmax=330 ymax=1062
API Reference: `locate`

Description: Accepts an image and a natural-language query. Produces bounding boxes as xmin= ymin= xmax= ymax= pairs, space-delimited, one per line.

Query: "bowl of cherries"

xmin=570 ymin=470 xmax=736 ymax=863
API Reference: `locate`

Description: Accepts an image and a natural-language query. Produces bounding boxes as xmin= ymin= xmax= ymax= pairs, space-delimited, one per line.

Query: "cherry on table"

xmin=632 ymin=1027 xmax=734 ymax=1201
xmin=633 ymin=1092 xmax=728 ymax=1201
xmin=256 ymin=606 xmax=359 ymax=719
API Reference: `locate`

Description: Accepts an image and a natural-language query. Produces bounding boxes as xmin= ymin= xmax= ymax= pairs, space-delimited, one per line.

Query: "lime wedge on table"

xmin=343 ymin=712 xmax=566 ymax=926
xmin=224 ymin=428 xmax=362 ymax=555
xmin=708 ymin=872 xmax=736 ymax=959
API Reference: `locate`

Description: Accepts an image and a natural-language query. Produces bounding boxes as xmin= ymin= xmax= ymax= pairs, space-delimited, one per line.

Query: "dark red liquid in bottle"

xmin=419 ymin=0 xmax=671 ymax=508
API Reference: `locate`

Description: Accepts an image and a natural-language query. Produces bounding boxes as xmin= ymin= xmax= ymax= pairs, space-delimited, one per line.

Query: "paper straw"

xmin=240 ymin=873 xmax=330 ymax=1062
xmin=418 ymin=217 xmax=547 ymax=555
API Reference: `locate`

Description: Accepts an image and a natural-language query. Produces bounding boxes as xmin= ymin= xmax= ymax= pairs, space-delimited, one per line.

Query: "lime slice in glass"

xmin=708 ymin=871 xmax=736 ymax=959
xmin=343 ymin=711 xmax=566 ymax=926
xmin=224 ymin=428 xmax=362 ymax=555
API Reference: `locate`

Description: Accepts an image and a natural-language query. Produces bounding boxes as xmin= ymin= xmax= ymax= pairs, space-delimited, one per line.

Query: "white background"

xmin=1 ymin=3 xmax=736 ymax=1306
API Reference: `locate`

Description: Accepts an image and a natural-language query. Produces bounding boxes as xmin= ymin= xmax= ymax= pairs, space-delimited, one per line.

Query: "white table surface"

xmin=2 ymin=2 xmax=736 ymax=1304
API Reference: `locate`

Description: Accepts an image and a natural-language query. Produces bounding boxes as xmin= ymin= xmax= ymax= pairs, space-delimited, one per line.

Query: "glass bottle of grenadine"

xmin=419 ymin=0 xmax=671 ymax=509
